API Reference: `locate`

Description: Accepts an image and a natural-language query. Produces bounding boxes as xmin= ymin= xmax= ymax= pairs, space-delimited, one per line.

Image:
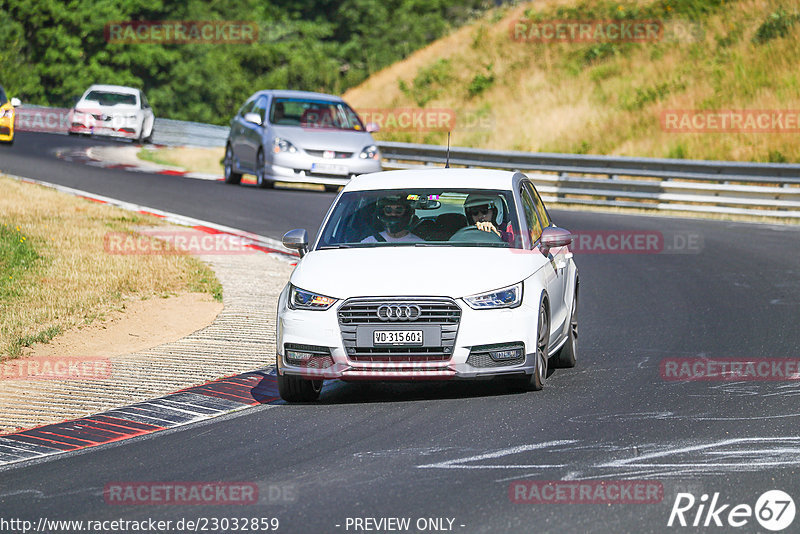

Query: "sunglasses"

xmin=468 ymin=206 xmax=492 ymax=216
xmin=382 ymin=205 xmax=408 ymax=216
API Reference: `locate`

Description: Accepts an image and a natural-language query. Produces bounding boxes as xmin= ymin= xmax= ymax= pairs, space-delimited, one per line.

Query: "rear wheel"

xmin=223 ymin=144 xmax=242 ymax=184
xmin=277 ymin=373 xmax=322 ymax=402
xmin=255 ymin=149 xmax=273 ymax=189
xmin=553 ymin=283 xmax=578 ymax=369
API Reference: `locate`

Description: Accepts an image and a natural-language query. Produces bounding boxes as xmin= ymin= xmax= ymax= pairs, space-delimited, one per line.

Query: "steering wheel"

xmin=448 ymin=225 xmax=504 ymax=243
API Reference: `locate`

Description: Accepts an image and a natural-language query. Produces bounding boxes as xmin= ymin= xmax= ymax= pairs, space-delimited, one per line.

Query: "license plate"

xmin=311 ymin=163 xmax=348 ymax=175
xmin=373 ymin=330 xmax=423 ymax=345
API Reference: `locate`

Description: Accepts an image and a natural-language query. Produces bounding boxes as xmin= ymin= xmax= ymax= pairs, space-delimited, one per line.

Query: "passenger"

xmin=361 ymin=194 xmax=422 ymax=243
xmin=463 ymin=193 xmax=514 ymax=243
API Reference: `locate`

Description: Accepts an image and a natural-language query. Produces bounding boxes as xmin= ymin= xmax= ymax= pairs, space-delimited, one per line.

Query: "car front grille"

xmin=305 ymin=149 xmax=353 ymax=159
xmin=338 ymin=298 xmax=461 ymax=362
xmin=0 ymin=127 xmax=9 ymax=135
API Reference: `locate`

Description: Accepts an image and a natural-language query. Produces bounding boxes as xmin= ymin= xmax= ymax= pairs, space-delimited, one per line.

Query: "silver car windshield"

xmin=317 ymin=189 xmax=523 ymax=249
xmin=269 ymin=98 xmax=364 ymax=131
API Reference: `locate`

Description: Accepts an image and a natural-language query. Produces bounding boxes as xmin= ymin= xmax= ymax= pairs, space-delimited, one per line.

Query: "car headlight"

xmin=359 ymin=144 xmax=380 ymax=160
xmin=0 ymin=108 xmax=12 ymax=119
xmin=288 ymin=284 xmax=337 ymax=310
xmin=463 ymin=282 xmax=523 ymax=310
xmin=273 ymin=137 xmax=297 ymax=153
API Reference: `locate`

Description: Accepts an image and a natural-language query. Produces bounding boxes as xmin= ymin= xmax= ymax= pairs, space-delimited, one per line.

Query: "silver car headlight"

xmin=463 ymin=282 xmax=523 ymax=310
xmin=273 ymin=137 xmax=297 ymax=154
xmin=359 ymin=144 xmax=380 ymax=160
xmin=288 ymin=284 xmax=337 ymax=310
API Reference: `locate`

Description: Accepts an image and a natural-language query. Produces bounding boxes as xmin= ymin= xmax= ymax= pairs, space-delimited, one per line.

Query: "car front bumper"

xmin=268 ymin=153 xmax=382 ymax=185
xmin=276 ymin=286 xmax=541 ymax=382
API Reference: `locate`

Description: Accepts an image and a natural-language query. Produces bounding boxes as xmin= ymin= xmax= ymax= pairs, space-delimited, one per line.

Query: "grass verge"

xmin=0 ymin=174 xmax=223 ymax=359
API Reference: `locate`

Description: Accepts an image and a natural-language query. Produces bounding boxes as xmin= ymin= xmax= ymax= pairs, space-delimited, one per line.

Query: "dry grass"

xmin=0 ymin=175 xmax=222 ymax=359
xmin=139 ymin=146 xmax=225 ymax=175
xmin=343 ymin=0 xmax=800 ymax=163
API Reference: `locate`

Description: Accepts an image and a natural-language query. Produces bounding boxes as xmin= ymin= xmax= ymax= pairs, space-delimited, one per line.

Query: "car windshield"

xmin=83 ymin=91 xmax=137 ymax=106
xmin=269 ymin=98 xmax=364 ymax=131
xmin=0 ymin=86 xmax=7 ymax=106
xmin=317 ymin=188 xmax=523 ymax=249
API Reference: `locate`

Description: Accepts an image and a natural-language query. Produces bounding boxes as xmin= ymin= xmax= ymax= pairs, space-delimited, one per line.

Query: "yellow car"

xmin=0 ymin=86 xmax=20 ymax=144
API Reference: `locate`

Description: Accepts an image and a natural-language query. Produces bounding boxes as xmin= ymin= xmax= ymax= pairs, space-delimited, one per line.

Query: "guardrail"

xmin=377 ymin=141 xmax=800 ymax=219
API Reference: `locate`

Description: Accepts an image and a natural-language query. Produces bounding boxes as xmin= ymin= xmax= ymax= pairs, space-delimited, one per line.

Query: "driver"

xmin=463 ymin=193 xmax=514 ymax=243
xmin=361 ymin=194 xmax=422 ymax=243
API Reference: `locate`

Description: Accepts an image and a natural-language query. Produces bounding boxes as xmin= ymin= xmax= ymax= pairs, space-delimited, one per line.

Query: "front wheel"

xmin=553 ymin=283 xmax=578 ymax=369
xmin=277 ymin=373 xmax=322 ymax=402
xmin=255 ymin=149 xmax=273 ymax=189
xmin=509 ymin=297 xmax=549 ymax=391
xmin=223 ymin=144 xmax=242 ymax=184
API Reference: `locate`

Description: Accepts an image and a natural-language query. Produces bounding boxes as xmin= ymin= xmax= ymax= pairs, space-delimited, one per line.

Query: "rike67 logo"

xmin=668 ymin=490 xmax=795 ymax=531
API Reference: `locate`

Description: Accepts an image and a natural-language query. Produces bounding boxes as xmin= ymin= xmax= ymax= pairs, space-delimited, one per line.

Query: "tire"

xmin=509 ymin=296 xmax=549 ymax=391
xmin=277 ymin=372 xmax=323 ymax=402
xmin=255 ymin=149 xmax=273 ymax=189
xmin=553 ymin=282 xmax=578 ymax=369
xmin=223 ymin=144 xmax=242 ymax=184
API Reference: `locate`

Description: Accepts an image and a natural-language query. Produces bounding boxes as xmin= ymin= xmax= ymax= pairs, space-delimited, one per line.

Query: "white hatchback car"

xmin=276 ymin=169 xmax=579 ymax=402
xmin=68 ymin=84 xmax=155 ymax=142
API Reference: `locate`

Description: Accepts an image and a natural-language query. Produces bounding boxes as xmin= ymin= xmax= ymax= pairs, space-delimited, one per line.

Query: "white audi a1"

xmin=276 ymin=169 xmax=579 ymax=402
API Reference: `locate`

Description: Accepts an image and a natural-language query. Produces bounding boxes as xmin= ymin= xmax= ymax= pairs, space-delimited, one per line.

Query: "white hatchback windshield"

xmin=317 ymin=189 xmax=522 ymax=249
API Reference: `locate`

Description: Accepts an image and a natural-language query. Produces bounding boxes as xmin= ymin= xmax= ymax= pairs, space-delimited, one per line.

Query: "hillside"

xmin=344 ymin=0 xmax=800 ymax=163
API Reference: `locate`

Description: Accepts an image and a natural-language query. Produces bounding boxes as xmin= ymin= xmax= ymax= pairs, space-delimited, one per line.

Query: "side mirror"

xmin=539 ymin=226 xmax=573 ymax=257
xmin=10 ymin=97 xmax=21 ymax=107
xmin=366 ymin=122 xmax=380 ymax=133
xmin=282 ymin=229 xmax=309 ymax=257
xmin=244 ymin=112 xmax=262 ymax=126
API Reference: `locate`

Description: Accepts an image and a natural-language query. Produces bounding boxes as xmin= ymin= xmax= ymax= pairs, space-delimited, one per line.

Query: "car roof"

xmin=249 ymin=89 xmax=344 ymax=102
xmin=83 ymin=85 xmax=141 ymax=95
xmin=343 ymin=169 xmax=520 ymax=192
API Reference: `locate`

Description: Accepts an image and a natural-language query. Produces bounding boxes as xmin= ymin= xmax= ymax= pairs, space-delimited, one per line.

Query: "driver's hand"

xmin=476 ymin=221 xmax=502 ymax=237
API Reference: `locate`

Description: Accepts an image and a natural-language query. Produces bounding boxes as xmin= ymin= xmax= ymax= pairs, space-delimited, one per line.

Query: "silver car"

xmin=223 ymin=90 xmax=382 ymax=191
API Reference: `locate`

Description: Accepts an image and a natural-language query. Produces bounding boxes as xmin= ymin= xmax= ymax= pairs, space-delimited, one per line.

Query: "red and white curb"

xmin=55 ymin=146 xmax=224 ymax=181
xmin=0 ymin=370 xmax=281 ymax=468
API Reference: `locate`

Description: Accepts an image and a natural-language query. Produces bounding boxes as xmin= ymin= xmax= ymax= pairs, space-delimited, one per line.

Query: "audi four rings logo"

xmin=377 ymin=304 xmax=422 ymax=321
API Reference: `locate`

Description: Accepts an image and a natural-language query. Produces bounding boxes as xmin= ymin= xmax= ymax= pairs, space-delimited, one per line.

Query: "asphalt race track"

xmin=1 ymin=131 xmax=799 ymax=533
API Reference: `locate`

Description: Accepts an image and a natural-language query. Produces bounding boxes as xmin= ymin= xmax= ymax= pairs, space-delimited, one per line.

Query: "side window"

xmin=140 ymin=92 xmax=150 ymax=109
xmin=527 ymin=182 xmax=551 ymax=228
xmin=252 ymin=96 xmax=268 ymax=122
xmin=520 ymin=185 xmax=543 ymax=246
